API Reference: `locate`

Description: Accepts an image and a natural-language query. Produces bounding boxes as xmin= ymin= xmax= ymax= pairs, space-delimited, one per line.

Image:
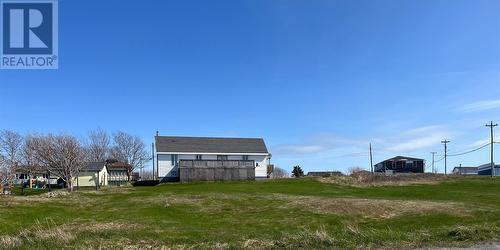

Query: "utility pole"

xmin=441 ymin=139 xmax=450 ymax=175
xmin=431 ymin=152 xmax=436 ymax=174
xmin=151 ymin=142 xmax=155 ymax=181
xmin=369 ymin=143 xmax=374 ymax=173
xmin=369 ymin=143 xmax=374 ymax=174
xmin=486 ymin=121 xmax=498 ymax=177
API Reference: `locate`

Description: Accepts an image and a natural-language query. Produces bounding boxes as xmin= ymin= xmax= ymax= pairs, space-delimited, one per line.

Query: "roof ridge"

xmin=156 ymin=135 xmax=264 ymax=140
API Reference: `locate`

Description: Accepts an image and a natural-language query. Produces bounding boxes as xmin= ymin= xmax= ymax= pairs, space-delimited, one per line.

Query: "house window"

xmin=196 ymin=155 xmax=202 ymax=160
xmin=217 ymin=155 xmax=228 ymax=160
xmin=243 ymin=155 xmax=249 ymax=160
xmin=171 ymin=154 xmax=178 ymax=165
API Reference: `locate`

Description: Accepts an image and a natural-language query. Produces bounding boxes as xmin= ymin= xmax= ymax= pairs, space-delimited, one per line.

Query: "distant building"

xmin=76 ymin=162 xmax=108 ymax=188
xmin=374 ymin=156 xmax=424 ymax=173
xmin=106 ymin=160 xmax=132 ymax=186
xmin=477 ymin=163 xmax=500 ymax=176
xmin=131 ymin=172 xmax=140 ymax=181
xmin=452 ymin=166 xmax=477 ymax=175
xmin=13 ymin=165 xmax=58 ymax=186
xmin=307 ymin=171 xmax=342 ymax=177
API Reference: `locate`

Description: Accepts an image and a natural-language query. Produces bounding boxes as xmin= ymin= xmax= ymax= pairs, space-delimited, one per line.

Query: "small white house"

xmin=76 ymin=162 xmax=108 ymax=187
xmin=155 ymin=135 xmax=271 ymax=181
xmin=451 ymin=166 xmax=477 ymax=175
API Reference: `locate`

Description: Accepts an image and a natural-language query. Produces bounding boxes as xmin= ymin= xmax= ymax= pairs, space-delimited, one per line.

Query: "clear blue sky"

xmin=1 ymin=0 xmax=500 ymax=174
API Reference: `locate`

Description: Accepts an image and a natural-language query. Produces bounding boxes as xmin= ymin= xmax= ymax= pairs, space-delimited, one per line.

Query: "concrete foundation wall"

xmin=179 ymin=160 xmax=255 ymax=182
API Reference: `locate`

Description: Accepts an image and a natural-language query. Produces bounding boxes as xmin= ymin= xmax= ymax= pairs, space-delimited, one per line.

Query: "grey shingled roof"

xmin=155 ymin=136 xmax=269 ymax=154
xmin=81 ymin=162 xmax=106 ymax=172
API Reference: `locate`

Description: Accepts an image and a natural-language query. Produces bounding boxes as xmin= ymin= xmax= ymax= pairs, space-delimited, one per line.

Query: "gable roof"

xmin=14 ymin=165 xmax=46 ymax=174
xmin=81 ymin=162 xmax=106 ymax=172
xmin=155 ymin=136 xmax=269 ymax=154
xmin=107 ymin=161 xmax=131 ymax=171
xmin=452 ymin=166 xmax=477 ymax=170
xmin=375 ymin=156 xmax=424 ymax=165
xmin=477 ymin=163 xmax=500 ymax=170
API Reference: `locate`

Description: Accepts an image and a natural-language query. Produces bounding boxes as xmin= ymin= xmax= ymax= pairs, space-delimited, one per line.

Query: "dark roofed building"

xmin=106 ymin=159 xmax=132 ymax=185
xmin=374 ymin=156 xmax=424 ymax=173
xmin=477 ymin=163 xmax=500 ymax=176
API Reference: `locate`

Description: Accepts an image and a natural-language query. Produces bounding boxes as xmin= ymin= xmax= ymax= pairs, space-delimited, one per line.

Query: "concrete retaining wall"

xmin=179 ymin=160 xmax=255 ymax=182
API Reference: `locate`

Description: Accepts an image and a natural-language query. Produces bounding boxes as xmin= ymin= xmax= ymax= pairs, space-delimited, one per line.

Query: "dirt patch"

xmin=131 ymin=193 xmax=248 ymax=212
xmin=82 ymin=186 xmax=133 ymax=195
xmin=317 ymin=173 xmax=462 ymax=187
xmin=271 ymin=194 xmax=465 ymax=218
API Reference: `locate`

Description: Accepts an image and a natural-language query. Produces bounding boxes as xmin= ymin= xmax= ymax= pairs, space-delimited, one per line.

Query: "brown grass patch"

xmin=0 ymin=235 xmax=21 ymax=248
xmin=271 ymin=194 xmax=464 ymax=218
xmin=0 ymin=219 xmax=143 ymax=248
xmin=16 ymin=219 xmax=75 ymax=244
xmin=243 ymin=239 xmax=275 ymax=249
xmin=316 ymin=173 xmax=459 ymax=187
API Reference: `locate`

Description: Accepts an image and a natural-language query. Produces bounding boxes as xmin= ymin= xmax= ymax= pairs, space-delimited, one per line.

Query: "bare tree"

xmin=140 ymin=170 xmax=154 ymax=180
xmin=270 ymin=166 xmax=289 ymax=179
xmin=27 ymin=134 xmax=87 ymax=192
xmin=86 ymin=129 xmax=110 ymax=162
xmin=0 ymin=155 xmax=10 ymax=186
xmin=110 ymin=131 xmax=149 ymax=180
xmin=0 ymin=130 xmax=23 ymax=186
xmin=20 ymin=133 xmax=45 ymax=182
xmin=348 ymin=166 xmax=365 ymax=175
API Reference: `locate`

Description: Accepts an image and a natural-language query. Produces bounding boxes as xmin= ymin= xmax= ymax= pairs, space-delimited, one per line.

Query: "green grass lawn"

xmin=0 ymin=176 xmax=499 ymax=249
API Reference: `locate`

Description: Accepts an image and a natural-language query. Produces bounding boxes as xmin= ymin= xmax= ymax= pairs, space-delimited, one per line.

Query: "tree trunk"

xmin=68 ymin=178 xmax=73 ymax=192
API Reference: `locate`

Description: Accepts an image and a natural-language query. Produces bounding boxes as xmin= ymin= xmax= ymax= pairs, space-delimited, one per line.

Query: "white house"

xmin=76 ymin=162 xmax=108 ymax=188
xmin=155 ymin=135 xmax=271 ymax=181
xmin=451 ymin=166 xmax=477 ymax=175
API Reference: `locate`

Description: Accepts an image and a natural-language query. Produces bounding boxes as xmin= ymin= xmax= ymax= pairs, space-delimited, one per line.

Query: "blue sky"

xmin=1 ymin=0 xmax=500 ymax=174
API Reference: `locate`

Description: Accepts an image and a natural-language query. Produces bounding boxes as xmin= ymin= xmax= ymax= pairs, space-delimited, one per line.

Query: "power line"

xmin=434 ymin=156 xmax=445 ymax=163
xmin=446 ymin=143 xmax=491 ymax=157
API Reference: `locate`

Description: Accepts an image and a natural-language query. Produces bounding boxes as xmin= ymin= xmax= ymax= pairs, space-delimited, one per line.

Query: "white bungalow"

xmin=154 ymin=135 xmax=271 ymax=182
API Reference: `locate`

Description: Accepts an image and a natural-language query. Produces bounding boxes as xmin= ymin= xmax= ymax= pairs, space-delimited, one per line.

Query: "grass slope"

xmin=0 ymin=177 xmax=499 ymax=249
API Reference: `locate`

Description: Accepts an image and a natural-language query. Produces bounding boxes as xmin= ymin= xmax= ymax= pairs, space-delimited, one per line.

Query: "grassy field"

xmin=0 ymin=176 xmax=499 ymax=249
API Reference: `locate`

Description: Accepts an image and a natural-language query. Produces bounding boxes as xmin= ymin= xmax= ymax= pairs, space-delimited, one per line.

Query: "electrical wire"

xmin=435 ymin=143 xmax=491 ymax=157
xmin=434 ymin=156 xmax=445 ymax=162
xmin=447 ymin=143 xmax=491 ymax=157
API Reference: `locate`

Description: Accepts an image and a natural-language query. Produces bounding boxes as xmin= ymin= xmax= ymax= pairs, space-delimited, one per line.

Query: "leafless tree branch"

xmin=26 ymin=134 xmax=87 ymax=191
xmin=110 ymin=131 xmax=149 ymax=180
xmin=0 ymin=130 xmax=23 ymax=186
xmin=86 ymin=128 xmax=110 ymax=162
